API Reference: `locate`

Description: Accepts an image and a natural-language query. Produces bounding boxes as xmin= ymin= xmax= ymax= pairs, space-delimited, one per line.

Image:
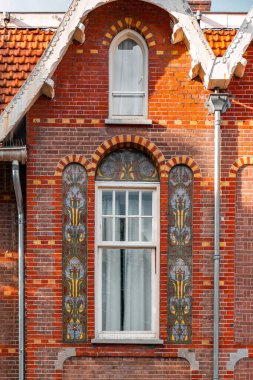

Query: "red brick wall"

xmin=63 ymin=357 xmax=190 ymax=379
xmin=0 ymin=162 xmax=18 ymax=379
xmin=23 ymin=0 xmax=253 ymax=379
xmin=189 ymin=1 xmax=211 ymax=12
xmin=235 ymin=359 xmax=253 ymax=380
xmin=235 ymin=166 xmax=253 ymax=345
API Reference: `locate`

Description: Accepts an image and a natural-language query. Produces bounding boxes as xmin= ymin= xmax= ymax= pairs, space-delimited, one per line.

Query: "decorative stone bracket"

xmin=178 ymin=348 xmax=199 ymax=371
xmin=55 ymin=348 xmax=77 ymax=370
xmin=227 ymin=349 xmax=249 ymax=371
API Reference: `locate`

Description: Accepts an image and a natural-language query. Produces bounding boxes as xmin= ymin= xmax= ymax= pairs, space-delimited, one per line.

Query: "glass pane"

xmin=113 ymin=38 xmax=144 ymax=93
xmin=102 ymin=249 xmax=152 ymax=332
xmin=102 ymin=191 xmax=113 ymax=215
xmin=128 ymin=217 xmax=139 ymax=241
xmin=141 ymin=217 xmax=152 ymax=242
xmin=102 ymin=249 xmax=121 ymax=331
xmin=115 ymin=191 xmax=126 ymax=215
xmin=113 ymin=95 xmax=144 ymax=116
xmin=124 ymin=249 xmax=152 ymax=331
xmin=142 ymin=192 xmax=152 ymax=216
xmin=115 ymin=217 xmax=126 ymax=241
xmin=128 ymin=191 xmax=139 ymax=215
xmin=102 ymin=217 xmax=113 ymax=241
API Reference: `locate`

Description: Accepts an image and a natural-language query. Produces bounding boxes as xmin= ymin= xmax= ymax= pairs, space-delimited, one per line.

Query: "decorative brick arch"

xmin=54 ymin=154 xmax=92 ymax=176
xmin=167 ymin=156 xmax=202 ymax=178
xmin=102 ymin=17 xmax=157 ymax=48
xmin=229 ymin=156 xmax=253 ymax=177
xmin=91 ymin=135 xmax=167 ymax=178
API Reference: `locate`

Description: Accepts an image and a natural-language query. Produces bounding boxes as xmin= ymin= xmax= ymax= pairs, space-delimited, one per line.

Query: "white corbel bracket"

xmin=189 ymin=58 xmax=201 ymax=79
xmin=41 ymin=78 xmax=55 ymax=99
xmin=73 ymin=22 xmax=85 ymax=44
xmin=234 ymin=57 xmax=247 ymax=78
xmin=172 ymin=23 xmax=184 ymax=44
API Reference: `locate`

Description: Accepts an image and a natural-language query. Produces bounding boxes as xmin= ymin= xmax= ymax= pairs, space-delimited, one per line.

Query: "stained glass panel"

xmin=62 ymin=163 xmax=87 ymax=342
xmin=168 ymin=165 xmax=193 ymax=343
xmin=96 ymin=149 xmax=159 ymax=182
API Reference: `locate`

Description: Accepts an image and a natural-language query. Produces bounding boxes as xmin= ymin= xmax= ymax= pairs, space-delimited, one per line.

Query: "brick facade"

xmin=189 ymin=1 xmax=211 ymax=12
xmin=63 ymin=357 xmax=191 ymax=379
xmin=235 ymin=166 xmax=253 ymax=345
xmin=1 ymin=0 xmax=253 ymax=379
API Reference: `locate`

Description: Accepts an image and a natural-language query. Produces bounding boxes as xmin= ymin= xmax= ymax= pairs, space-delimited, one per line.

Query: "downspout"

xmin=0 ymin=146 xmax=27 ymax=164
xmin=205 ymin=92 xmax=231 ymax=380
xmin=12 ymin=160 xmax=25 ymax=380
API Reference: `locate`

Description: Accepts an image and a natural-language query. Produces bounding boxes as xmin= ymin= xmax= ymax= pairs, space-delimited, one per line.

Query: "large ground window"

xmin=94 ymin=149 xmax=160 ymax=341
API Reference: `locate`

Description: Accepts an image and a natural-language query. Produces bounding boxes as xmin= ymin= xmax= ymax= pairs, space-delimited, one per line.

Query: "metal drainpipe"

xmin=205 ymin=91 xmax=231 ymax=380
xmin=12 ymin=160 xmax=25 ymax=380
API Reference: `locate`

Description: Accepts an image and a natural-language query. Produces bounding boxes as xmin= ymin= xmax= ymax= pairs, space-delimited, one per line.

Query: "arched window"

xmin=94 ymin=149 xmax=160 ymax=342
xmin=108 ymin=30 xmax=148 ymax=120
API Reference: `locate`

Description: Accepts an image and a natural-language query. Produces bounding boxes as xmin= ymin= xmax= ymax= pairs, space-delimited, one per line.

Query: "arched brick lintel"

xmin=54 ymin=154 xmax=92 ymax=176
xmin=167 ymin=156 xmax=202 ymax=178
xmin=229 ymin=156 xmax=253 ymax=177
xmin=91 ymin=134 xmax=167 ymax=178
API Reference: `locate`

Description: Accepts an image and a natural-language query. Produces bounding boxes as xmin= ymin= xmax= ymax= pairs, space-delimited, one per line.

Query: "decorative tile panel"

xmin=96 ymin=149 xmax=159 ymax=181
xmin=168 ymin=165 xmax=193 ymax=343
xmin=62 ymin=164 xmax=87 ymax=342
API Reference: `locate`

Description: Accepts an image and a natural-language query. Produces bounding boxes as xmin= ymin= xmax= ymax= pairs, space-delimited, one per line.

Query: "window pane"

xmin=102 ymin=217 xmax=113 ymax=241
xmin=142 ymin=192 xmax=152 ymax=216
xmin=115 ymin=217 xmax=126 ymax=241
xmin=102 ymin=249 xmax=152 ymax=332
xmin=128 ymin=217 xmax=139 ymax=241
xmin=113 ymin=38 xmax=143 ymax=93
xmin=124 ymin=249 xmax=151 ymax=331
xmin=113 ymin=95 xmax=144 ymax=116
xmin=102 ymin=191 xmax=113 ymax=215
xmin=128 ymin=191 xmax=139 ymax=215
xmin=115 ymin=191 xmax=126 ymax=215
xmin=141 ymin=217 xmax=152 ymax=242
xmin=102 ymin=249 xmax=121 ymax=331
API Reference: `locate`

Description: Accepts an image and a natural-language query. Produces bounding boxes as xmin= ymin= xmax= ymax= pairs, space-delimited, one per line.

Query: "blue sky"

xmin=0 ymin=0 xmax=252 ymax=12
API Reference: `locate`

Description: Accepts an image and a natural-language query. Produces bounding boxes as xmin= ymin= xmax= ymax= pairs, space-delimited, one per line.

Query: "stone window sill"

xmin=91 ymin=338 xmax=164 ymax=345
xmin=105 ymin=119 xmax=152 ymax=125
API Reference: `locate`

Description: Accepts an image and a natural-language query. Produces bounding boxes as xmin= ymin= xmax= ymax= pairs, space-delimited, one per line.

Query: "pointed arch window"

xmin=108 ymin=29 xmax=149 ymax=121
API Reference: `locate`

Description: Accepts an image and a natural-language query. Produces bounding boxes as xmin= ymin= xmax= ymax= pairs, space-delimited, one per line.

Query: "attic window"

xmin=106 ymin=29 xmax=151 ymax=125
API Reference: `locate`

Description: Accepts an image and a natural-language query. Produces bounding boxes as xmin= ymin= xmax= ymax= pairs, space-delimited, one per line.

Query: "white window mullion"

xmin=126 ymin=190 xmax=129 ymax=242
xmin=112 ymin=190 xmax=115 ymax=242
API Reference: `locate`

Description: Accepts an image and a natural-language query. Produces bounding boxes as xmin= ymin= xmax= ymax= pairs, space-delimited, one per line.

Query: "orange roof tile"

xmin=204 ymin=29 xmax=237 ymax=57
xmin=0 ymin=28 xmax=54 ymax=114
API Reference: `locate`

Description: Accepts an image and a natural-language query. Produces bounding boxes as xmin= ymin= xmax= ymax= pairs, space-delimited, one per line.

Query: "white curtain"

xmin=102 ymin=249 xmax=151 ymax=331
xmin=102 ymin=249 xmax=121 ymax=331
xmin=113 ymin=38 xmax=144 ymax=116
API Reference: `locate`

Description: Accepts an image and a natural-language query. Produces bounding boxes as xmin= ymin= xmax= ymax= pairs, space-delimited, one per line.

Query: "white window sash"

xmin=109 ymin=29 xmax=148 ymax=119
xmin=95 ymin=182 xmax=160 ymax=340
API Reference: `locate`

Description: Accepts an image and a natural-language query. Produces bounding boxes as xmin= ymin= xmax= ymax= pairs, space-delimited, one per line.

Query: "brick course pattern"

xmin=235 ymin=166 xmax=253 ymax=345
xmin=63 ymin=357 xmax=191 ymax=379
xmin=235 ymin=359 xmax=253 ymax=380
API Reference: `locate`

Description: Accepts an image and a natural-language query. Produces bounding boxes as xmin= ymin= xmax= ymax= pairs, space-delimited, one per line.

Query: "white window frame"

xmin=108 ymin=29 xmax=149 ymax=121
xmin=95 ymin=181 xmax=160 ymax=341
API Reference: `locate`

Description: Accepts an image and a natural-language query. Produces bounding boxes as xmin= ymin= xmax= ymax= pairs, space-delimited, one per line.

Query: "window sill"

xmin=105 ymin=118 xmax=152 ymax=125
xmin=91 ymin=338 xmax=164 ymax=345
